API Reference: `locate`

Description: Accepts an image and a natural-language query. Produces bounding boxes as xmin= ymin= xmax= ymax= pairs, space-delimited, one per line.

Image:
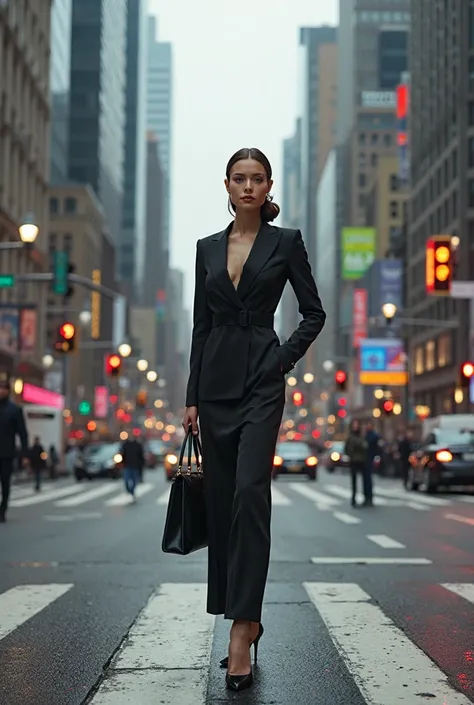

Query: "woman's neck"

xmin=232 ymin=209 xmax=262 ymax=236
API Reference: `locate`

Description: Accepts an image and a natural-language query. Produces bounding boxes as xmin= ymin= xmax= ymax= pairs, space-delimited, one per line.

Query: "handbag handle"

xmin=176 ymin=427 xmax=203 ymax=476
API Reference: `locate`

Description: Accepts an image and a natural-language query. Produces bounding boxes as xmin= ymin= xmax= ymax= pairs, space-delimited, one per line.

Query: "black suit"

xmin=186 ymin=221 xmax=326 ymax=622
xmin=0 ymin=397 xmax=29 ymax=517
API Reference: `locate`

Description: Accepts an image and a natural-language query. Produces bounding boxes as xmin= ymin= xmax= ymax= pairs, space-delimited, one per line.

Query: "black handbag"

xmin=161 ymin=430 xmax=207 ymax=555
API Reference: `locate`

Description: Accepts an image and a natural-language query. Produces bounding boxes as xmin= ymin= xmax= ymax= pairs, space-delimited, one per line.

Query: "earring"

xmin=266 ymin=193 xmax=273 ymax=202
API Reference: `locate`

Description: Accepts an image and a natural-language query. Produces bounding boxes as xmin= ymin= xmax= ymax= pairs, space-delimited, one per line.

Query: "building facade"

xmin=407 ymin=0 xmax=471 ymax=415
xmin=120 ymin=0 xmax=148 ymax=301
xmin=68 ymin=0 xmax=127 ymax=245
xmin=147 ymin=16 xmax=172 ymax=246
xmin=0 ymin=1 xmax=52 ymax=388
xmin=50 ymin=0 xmax=72 ymax=184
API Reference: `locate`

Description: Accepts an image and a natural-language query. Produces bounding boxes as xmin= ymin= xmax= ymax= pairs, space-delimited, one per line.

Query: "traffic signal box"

xmin=425 ymin=236 xmax=452 ymax=296
xmin=105 ymin=353 xmax=122 ymax=377
xmin=460 ymin=362 xmax=474 ymax=389
xmin=54 ymin=322 xmax=76 ymax=353
xmin=335 ymin=370 xmax=347 ymax=391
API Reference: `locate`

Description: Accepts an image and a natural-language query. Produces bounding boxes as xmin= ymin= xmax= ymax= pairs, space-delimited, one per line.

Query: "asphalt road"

xmin=1 ymin=467 xmax=474 ymax=705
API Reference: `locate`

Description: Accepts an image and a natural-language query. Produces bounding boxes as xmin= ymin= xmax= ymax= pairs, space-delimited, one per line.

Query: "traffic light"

xmin=425 ymin=236 xmax=452 ymax=295
xmin=460 ymin=362 xmax=474 ymax=388
xmin=54 ymin=322 xmax=76 ymax=353
xmin=292 ymin=391 xmax=304 ymax=406
xmin=382 ymin=399 xmax=394 ymax=415
xmin=335 ymin=370 xmax=347 ymax=391
xmin=105 ymin=353 xmax=122 ymax=377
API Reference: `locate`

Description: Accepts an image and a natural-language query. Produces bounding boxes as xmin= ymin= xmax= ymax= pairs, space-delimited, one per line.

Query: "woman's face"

xmin=225 ymin=159 xmax=272 ymax=214
xmin=351 ymin=421 xmax=360 ymax=432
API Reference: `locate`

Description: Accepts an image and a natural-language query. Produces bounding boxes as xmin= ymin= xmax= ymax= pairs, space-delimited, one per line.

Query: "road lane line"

xmin=375 ymin=488 xmax=451 ymax=506
xmin=367 ymin=534 xmax=406 ymax=549
xmin=310 ymin=557 xmax=431 ymax=565
xmin=444 ymin=513 xmax=474 ymax=526
xmin=325 ymin=484 xmax=391 ymax=505
xmin=105 ymin=482 xmax=154 ymax=506
xmin=10 ymin=485 xmax=85 ymax=507
xmin=288 ymin=483 xmax=341 ymax=507
xmin=303 ymin=582 xmax=471 ymax=705
xmin=271 ymin=486 xmax=292 ymax=505
xmin=333 ymin=511 xmax=361 ymax=525
xmin=405 ymin=501 xmax=430 ymax=511
xmin=55 ymin=483 xmax=119 ymax=506
xmin=457 ymin=496 xmax=474 ymax=504
xmin=442 ymin=583 xmax=474 ymax=604
xmin=156 ymin=487 xmax=171 ymax=505
xmin=89 ymin=583 xmax=213 ymax=705
xmin=0 ymin=584 xmax=73 ymax=640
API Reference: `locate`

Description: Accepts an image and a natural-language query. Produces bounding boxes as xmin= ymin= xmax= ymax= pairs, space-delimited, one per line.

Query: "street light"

xmin=42 ymin=353 xmax=54 ymax=369
xmin=322 ymin=360 xmax=335 ymax=373
xmin=18 ymin=213 xmax=39 ymax=244
xmin=79 ymin=310 xmax=92 ymax=325
xmin=137 ymin=358 xmax=148 ymax=372
xmin=381 ymin=302 xmax=397 ymax=321
xmin=118 ymin=343 xmax=132 ymax=358
xmin=146 ymin=370 xmax=158 ymax=382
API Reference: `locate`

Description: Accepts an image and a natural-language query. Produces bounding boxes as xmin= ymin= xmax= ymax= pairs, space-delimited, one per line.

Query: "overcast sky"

xmin=149 ymin=0 xmax=338 ymax=309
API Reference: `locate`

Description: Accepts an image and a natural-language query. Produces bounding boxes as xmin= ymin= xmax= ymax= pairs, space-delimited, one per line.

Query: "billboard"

xmin=380 ymin=259 xmax=403 ymax=310
xmin=341 ymin=228 xmax=376 ymax=280
xmin=359 ymin=338 xmax=408 ymax=386
xmin=352 ymin=289 xmax=367 ymax=348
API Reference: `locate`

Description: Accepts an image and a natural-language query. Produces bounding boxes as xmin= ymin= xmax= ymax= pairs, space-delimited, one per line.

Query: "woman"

xmin=182 ymin=147 xmax=326 ymax=691
xmin=344 ymin=419 xmax=369 ymax=507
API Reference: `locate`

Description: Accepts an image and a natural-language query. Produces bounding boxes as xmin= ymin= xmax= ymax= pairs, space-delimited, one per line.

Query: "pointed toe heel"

xmin=225 ymin=670 xmax=253 ymax=691
xmin=219 ymin=622 xmax=264 ymax=669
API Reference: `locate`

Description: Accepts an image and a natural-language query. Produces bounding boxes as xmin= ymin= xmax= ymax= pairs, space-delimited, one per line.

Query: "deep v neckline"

xmin=226 ymin=228 xmax=260 ymax=291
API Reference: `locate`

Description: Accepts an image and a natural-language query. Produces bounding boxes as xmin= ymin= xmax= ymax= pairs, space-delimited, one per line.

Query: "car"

xmin=323 ymin=441 xmax=350 ymax=473
xmin=163 ymin=445 xmax=199 ymax=481
xmin=407 ymin=428 xmax=474 ymax=493
xmin=145 ymin=440 xmax=165 ymax=468
xmin=272 ymin=441 xmax=318 ymax=481
xmin=82 ymin=442 xmax=123 ymax=480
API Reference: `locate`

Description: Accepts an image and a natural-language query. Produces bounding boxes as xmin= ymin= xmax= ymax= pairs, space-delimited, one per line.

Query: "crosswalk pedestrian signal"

xmin=335 ymin=370 xmax=347 ymax=391
xmin=460 ymin=361 xmax=474 ymax=388
xmin=54 ymin=322 xmax=76 ymax=353
xmin=105 ymin=353 xmax=122 ymax=377
xmin=425 ymin=236 xmax=452 ymax=295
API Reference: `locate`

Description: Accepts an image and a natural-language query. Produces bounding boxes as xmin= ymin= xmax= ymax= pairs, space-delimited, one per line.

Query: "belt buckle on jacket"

xmin=239 ymin=310 xmax=250 ymax=327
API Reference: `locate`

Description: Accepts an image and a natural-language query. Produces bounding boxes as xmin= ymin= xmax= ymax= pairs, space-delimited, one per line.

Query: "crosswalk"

xmin=2 ymin=580 xmax=474 ymax=704
xmin=8 ymin=477 xmax=474 ymax=522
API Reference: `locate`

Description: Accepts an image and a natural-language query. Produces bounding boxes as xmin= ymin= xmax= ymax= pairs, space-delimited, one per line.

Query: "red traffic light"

xmin=109 ymin=354 xmax=121 ymax=369
xmin=425 ymin=236 xmax=452 ymax=296
xmin=292 ymin=391 xmax=304 ymax=406
xmin=335 ymin=370 xmax=347 ymax=385
xmin=462 ymin=362 xmax=474 ymax=379
xmin=383 ymin=400 xmax=394 ymax=413
xmin=59 ymin=322 xmax=75 ymax=340
xmin=338 ymin=397 xmax=347 ymax=406
xmin=105 ymin=353 xmax=122 ymax=376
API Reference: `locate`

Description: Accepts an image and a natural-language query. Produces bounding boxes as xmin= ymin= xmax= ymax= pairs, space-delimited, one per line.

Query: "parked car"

xmin=407 ymin=428 xmax=474 ymax=493
xmin=272 ymin=441 xmax=318 ymax=481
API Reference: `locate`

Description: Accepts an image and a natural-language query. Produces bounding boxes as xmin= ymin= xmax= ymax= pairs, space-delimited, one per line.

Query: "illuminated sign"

xmin=361 ymin=91 xmax=396 ymax=108
xmin=425 ymin=236 xmax=452 ymax=296
xmin=91 ymin=269 xmax=101 ymax=339
xmin=22 ymin=383 xmax=65 ymax=409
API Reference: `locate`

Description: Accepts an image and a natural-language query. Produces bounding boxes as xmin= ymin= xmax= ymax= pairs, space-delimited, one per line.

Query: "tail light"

xmin=435 ymin=450 xmax=452 ymax=463
xmin=305 ymin=456 xmax=318 ymax=466
xmin=273 ymin=455 xmax=283 ymax=466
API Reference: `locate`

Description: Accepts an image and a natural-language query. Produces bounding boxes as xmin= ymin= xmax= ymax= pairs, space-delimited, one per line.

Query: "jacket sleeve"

xmin=276 ymin=230 xmax=326 ymax=373
xmin=16 ymin=407 xmax=29 ymax=454
xmin=185 ymin=240 xmax=213 ymax=407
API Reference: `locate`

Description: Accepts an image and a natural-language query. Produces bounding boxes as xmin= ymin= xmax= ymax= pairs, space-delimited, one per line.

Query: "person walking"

xmin=364 ymin=421 xmax=379 ymax=502
xmin=0 ymin=378 xmax=29 ymax=522
xmin=29 ymin=436 xmax=46 ymax=492
xmin=182 ymin=147 xmax=326 ymax=691
xmin=345 ymin=419 xmax=370 ymax=507
xmin=120 ymin=436 xmax=145 ymax=501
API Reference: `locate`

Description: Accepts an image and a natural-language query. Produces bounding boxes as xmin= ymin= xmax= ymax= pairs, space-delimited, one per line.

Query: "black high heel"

xmin=226 ymin=669 xmax=253 ymax=692
xmin=220 ymin=623 xmax=264 ymax=669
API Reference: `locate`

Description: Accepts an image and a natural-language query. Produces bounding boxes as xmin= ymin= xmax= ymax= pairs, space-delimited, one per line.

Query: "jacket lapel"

xmin=207 ymin=223 xmax=243 ymax=308
xmin=237 ymin=223 xmax=281 ymax=300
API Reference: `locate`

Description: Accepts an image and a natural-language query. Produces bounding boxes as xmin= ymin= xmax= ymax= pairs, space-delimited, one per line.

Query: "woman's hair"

xmin=350 ymin=419 xmax=360 ymax=433
xmin=225 ymin=147 xmax=280 ymax=222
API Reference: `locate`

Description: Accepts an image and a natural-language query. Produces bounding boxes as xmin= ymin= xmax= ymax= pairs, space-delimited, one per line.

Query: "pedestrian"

xmin=182 ymin=147 xmax=326 ymax=691
xmin=49 ymin=444 xmax=59 ymax=479
xmin=29 ymin=436 xmax=46 ymax=492
xmin=345 ymin=419 xmax=371 ymax=507
xmin=397 ymin=429 xmax=413 ymax=488
xmin=0 ymin=378 xmax=29 ymax=522
xmin=364 ymin=421 xmax=379 ymax=498
xmin=120 ymin=435 xmax=145 ymax=500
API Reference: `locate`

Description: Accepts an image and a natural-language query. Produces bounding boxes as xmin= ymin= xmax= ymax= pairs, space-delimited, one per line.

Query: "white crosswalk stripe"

xmin=55 ymin=483 xmax=119 ymax=507
xmin=9 ymin=485 xmax=85 ymax=507
xmin=0 ymin=584 xmax=73 ymax=640
xmin=157 ymin=487 xmax=171 ymax=505
xmin=271 ymin=485 xmax=292 ymax=505
xmin=288 ymin=483 xmax=341 ymax=507
xmin=104 ymin=482 xmax=154 ymax=506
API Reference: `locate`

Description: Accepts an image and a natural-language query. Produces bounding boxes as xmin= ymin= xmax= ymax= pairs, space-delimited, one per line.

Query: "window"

xmin=358 ymin=173 xmax=366 ymax=188
xmin=371 ymin=133 xmax=378 ymax=145
xmin=65 ymin=198 xmax=77 ymax=214
xmin=390 ymin=201 xmax=399 ymax=218
xmin=370 ymin=153 xmax=378 ymax=167
xmin=383 ymin=134 xmax=392 ymax=147
xmin=415 ymin=347 xmax=424 ymax=375
xmin=50 ymin=198 xmax=59 ymax=214
xmin=469 ymin=179 xmax=474 ymax=208
xmin=469 ymin=138 xmax=474 ymax=169
xmin=358 ymin=153 xmax=367 ymax=168
xmin=358 ymin=133 xmax=366 ymax=145
xmin=390 ymin=174 xmax=399 ymax=192
xmin=425 ymin=341 xmax=435 ymax=372
xmin=438 ymin=334 xmax=451 ymax=367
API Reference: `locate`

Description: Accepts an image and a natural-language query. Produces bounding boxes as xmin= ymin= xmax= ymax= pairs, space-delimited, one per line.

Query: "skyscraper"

xmin=121 ymin=0 xmax=148 ymax=300
xmin=68 ymin=0 xmax=127 ymax=244
xmin=50 ymin=0 xmax=72 ymax=184
xmin=147 ymin=16 xmax=172 ymax=245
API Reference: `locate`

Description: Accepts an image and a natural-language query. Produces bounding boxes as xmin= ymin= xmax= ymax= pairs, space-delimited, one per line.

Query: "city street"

xmin=1 ymin=469 xmax=474 ymax=704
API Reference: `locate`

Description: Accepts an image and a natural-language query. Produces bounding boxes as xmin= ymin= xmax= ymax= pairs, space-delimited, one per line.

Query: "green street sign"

xmin=78 ymin=400 xmax=91 ymax=415
xmin=0 ymin=275 xmax=14 ymax=288
xmin=52 ymin=250 xmax=69 ymax=295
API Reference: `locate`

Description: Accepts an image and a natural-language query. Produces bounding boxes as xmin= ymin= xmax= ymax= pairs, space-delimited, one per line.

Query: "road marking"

xmin=442 ymin=583 xmax=474 ymax=604
xmin=405 ymin=501 xmax=430 ymax=511
xmin=89 ymin=583 xmax=214 ymax=705
xmin=303 ymin=582 xmax=471 ymax=705
xmin=367 ymin=534 xmax=406 ymax=549
xmin=44 ymin=512 xmax=102 ymax=521
xmin=0 ymin=584 xmax=73 ymax=640
xmin=55 ymin=483 xmax=119 ymax=506
xmin=271 ymin=486 xmax=292 ymax=505
xmin=444 ymin=513 xmax=474 ymax=526
xmin=458 ymin=496 xmax=474 ymax=504
xmin=333 ymin=511 xmax=361 ymax=525
xmin=375 ymin=487 xmax=451 ymax=506
xmin=157 ymin=487 xmax=171 ymax=505
xmin=105 ymin=482 xmax=154 ymax=506
xmin=288 ymin=483 xmax=341 ymax=507
xmin=325 ymin=485 xmax=390 ymax=506
xmin=310 ymin=557 xmax=432 ymax=565
xmin=10 ymin=485 xmax=84 ymax=507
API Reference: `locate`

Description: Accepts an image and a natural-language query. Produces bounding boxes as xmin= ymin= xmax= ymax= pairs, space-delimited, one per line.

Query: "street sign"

xmin=52 ymin=250 xmax=69 ymax=295
xmin=78 ymin=400 xmax=91 ymax=415
xmin=0 ymin=275 xmax=14 ymax=288
xmin=451 ymin=281 xmax=474 ymax=299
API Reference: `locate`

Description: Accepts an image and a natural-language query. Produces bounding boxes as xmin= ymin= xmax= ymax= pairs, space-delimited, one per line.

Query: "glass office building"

xmin=50 ymin=0 xmax=72 ymax=183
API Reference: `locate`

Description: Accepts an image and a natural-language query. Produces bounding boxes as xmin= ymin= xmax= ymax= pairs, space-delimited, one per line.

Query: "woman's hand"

xmin=182 ymin=406 xmax=199 ymax=435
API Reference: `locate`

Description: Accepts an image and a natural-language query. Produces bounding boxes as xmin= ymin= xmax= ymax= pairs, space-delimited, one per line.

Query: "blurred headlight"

xmin=306 ymin=456 xmax=318 ymax=466
xmin=166 ymin=453 xmax=178 ymax=465
xmin=114 ymin=453 xmax=123 ymax=464
xmin=330 ymin=452 xmax=340 ymax=462
xmin=273 ymin=455 xmax=283 ymax=466
xmin=436 ymin=450 xmax=452 ymax=463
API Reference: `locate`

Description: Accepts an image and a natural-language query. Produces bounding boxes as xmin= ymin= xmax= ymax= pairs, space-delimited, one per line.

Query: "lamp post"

xmin=381 ymin=302 xmax=397 ymax=324
xmin=0 ymin=213 xmax=39 ymax=250
xmin=118 ymin=342 xmax=132 ymax=358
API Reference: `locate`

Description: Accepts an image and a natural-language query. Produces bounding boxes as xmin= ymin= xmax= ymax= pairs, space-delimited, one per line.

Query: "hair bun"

xmin=261 ymin=200 xmax=280 ymax=222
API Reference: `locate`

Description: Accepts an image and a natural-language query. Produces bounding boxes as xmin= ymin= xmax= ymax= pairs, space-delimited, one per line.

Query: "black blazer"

xmin=0 ymin=399 xmax=28 ymax=459
xmin=185 ymin=222 xmax=326 ymax=406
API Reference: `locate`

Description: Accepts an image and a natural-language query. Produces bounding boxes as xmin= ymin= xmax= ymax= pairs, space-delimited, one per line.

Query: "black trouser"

xmin=350 ymin=461 xmax=373 ymax=503
xmin=0 ymin=458 xmax=14 ymax=513
xmin=32 ymin=465 xmax=42 ymax=490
